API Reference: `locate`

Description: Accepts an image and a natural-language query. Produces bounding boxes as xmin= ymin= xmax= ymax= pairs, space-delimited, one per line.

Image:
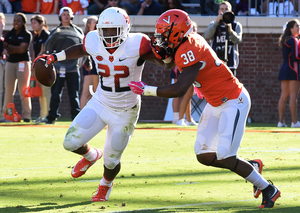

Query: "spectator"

xmin=277 ymin=19 xmax=300 ymax=128
xmin=169 ymin=66 xmax=181 ymax=124
xmin=43 ymin=7 xmax=84 ymax=124
xmin=21 ymin=0 xmax=36 ymax=13
xmin=137 ymin=0 xmax=163 ymax=15
xmin=104 ymin=0 xmax=120 ymax=9
xmin=163 ymin=0 xmax=185 ymax=11
xmin=2 ymin=13 xmax=32 ymax=122
xmin=8 ymin=0 xmax=21 ymax=13
xmin=262 ymin=0 xmax=298 ymax=17
xmin=0 ymin=0 xmax=12 ymax=13
xmin=236 ymin=0 xmax=248 ymax=16
xmin=177 ymin=21 xmax=198 ymax=126
xmin=87 ymin=0 xmax=108 ymax=15
xmin=80 ymin=15 xmax=99 ymax=109
xmin=34 ymin=0 xmax=59 ymax=14
xmin=65 ymin=0 xmax=89 ymax=15
xmin=205 ymin=0 xmax=236 ymax=15
xmin=200 ymin=0 xmax=206 ymax=15
xmin=31 ymin=15 xmax=50 ymax=124
xmin=0 ymin=12 xmax=5 ymax=122
xmin=203 ymin=1 xmax=242 ymax=76
xmin=120 ymin=0 xmax=138 ymax=15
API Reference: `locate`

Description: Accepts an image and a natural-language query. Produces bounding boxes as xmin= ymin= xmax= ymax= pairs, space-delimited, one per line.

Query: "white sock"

xmin=100 ymin=175 xmax=114 ymax=187
xmin=82 ymin=148 xmax=98 ymax=162
xmin=245 ymin=169 xmax=269 ymax=190
xmin=173 ymin=112 xmax=179 ymax=121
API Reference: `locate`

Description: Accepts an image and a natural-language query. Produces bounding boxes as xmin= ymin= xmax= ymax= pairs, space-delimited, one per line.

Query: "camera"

xmin=222 ymin=11 xmax=235 ymax=24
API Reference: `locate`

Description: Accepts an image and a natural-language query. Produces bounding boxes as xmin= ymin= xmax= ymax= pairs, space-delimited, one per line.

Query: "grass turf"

xmin=0 ymin=121 xmax=299 ymax=212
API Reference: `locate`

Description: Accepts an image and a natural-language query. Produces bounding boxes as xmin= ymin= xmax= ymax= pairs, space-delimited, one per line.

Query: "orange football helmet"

xmin=154 ymin=9 xmax=193 ymax=51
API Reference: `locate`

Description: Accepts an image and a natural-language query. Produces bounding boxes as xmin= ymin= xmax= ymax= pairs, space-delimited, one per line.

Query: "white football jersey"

xmin=84 ymin=31 xmax=150 ymax=109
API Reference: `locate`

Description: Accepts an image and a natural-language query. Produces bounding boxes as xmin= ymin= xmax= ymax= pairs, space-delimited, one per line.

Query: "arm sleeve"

xmin=139 ymin=35 xmax=152 ymax=56
xmin=288 ymin=37 xmax=300 ymax=61
xmin=229 ymin=22 xmax=243 ymax=44
xmin=203 ymin=21 xmax=218 ymax=40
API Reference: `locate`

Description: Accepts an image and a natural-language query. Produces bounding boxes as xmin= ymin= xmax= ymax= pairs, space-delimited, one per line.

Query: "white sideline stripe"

xmin=112 ymin=196 xmax=295 ymax=213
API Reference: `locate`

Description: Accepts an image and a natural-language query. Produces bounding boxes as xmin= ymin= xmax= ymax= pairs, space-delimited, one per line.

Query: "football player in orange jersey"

xmin=129 ymin=9 xmax=281 ymax=208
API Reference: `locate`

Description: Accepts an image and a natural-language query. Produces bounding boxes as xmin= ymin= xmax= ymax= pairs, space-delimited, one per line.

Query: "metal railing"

xmin=249 ymin=0 xmax=299 ymax=16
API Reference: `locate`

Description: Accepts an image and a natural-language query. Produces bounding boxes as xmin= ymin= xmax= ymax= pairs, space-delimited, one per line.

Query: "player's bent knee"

xmin=63 ymin=138 xmax=79 ymax=151
xmin=217 ymin=145 xmax=229 ymax=160
xmin=196 ymin=154 xmax=215 ymax=166
xmin=104 ymin=158 xmax=119 ymax=170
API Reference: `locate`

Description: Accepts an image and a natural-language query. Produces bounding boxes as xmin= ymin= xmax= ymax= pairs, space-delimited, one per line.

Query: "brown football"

xmin=34 ymin=58 xmax=56 ymax=87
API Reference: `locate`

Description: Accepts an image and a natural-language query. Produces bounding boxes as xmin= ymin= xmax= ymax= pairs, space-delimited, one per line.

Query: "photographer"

xmin=203 ymin=1 xmax=242 ymax=76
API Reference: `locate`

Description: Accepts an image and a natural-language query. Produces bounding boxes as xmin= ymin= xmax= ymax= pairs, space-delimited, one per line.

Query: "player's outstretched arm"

xmin=64 ymin=44 xmax=89 ymax=60
xmin=33 ymin=44 xmax=88 ymax=67
xmin=129 ymin=62 xmax=202 ymax=98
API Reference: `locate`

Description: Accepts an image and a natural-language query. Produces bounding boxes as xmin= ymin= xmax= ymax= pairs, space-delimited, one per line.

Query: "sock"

xmin=82 ymin=147 xmax=98 ymax=162
xmin=173 ymin=112 xmax=179 ymax=121
xmin=100 ymin=175 xmax=114 ymax=187
xmin=245 ymin=169 xmax=269 ymax=190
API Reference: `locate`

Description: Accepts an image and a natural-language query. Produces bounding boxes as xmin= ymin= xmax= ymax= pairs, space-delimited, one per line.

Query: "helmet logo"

xmin=162 ymin=16 xmax=171 ymax=24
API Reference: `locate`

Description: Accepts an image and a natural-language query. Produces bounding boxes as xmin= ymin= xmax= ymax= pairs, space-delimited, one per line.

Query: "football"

xmin=34 ymin=58 xmax=56 ymax=87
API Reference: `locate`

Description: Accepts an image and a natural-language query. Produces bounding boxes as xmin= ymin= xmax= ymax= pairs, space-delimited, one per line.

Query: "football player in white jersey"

xmin=34 ymin=7 xmax=169 ymax=202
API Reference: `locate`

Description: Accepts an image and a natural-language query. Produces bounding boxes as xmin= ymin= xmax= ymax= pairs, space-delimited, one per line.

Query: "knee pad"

xmin=63 ymin=130 xmax=80 ymax=151
xmin=103 ymin=155 xmax=119 ymax=170
xmin=63 ymin=108 xmax=98 ymax=151
xmin=216 ymin=139 xmax=230 ymax=160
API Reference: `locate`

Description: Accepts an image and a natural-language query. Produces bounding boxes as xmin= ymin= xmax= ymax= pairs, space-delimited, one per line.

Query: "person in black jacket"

xmin=0 ymin=12 xmax=5 ymax=122
xmin=31 ymin=14 xmax=50 ymax=124
xmin=203 ymin=1 xmax=242 ymax=76
xmin=2 ymin=12 xmax=32 ymax=122
xmin=44 ymin=7 xmax=84 ymax=124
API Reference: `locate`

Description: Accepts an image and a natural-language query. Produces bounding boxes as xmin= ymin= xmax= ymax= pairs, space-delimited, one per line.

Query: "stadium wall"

xmin=4 ymin=15 xmax=292 ymax=123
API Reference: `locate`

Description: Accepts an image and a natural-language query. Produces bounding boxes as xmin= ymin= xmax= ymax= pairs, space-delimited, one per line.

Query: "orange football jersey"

xmin=38 ymin=0 xmax=59 ymax=14
xmin=174 ymin=32 xmax=243 ymax=107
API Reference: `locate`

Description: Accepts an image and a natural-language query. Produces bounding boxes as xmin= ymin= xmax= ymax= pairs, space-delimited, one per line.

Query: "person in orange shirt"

xmin=21 ymin=0 xmax=37 ymax=13
xmin=35 ymin=0 xmax=59 ymax=14
xmin=129 ymin=9 xmax=281 ymax=209
xmin=66 ymin=0 xmax=89 ymax=15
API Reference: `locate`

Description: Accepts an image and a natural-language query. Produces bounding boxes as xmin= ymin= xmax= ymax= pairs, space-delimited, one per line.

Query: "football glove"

xmin=194 ymin=86 xmax=204 ymax=99
xmin=128 ymin=81 xmax=147 ymax=95
xmin=33 ymin=54 xmax=57 ymax=68
xmin=151 ymin=36 xmax=172 ymax=61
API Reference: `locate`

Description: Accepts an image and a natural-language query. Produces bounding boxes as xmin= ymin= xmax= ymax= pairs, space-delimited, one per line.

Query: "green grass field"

xmin=1 ymin=122 xmax=300 ymax=213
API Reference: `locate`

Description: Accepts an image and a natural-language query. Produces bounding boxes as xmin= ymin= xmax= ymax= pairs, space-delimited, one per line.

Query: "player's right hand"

xmin=33 ymin=54 xmax=57 ymax=68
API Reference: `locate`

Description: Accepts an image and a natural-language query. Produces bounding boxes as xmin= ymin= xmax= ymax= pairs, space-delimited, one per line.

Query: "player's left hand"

xmin=128 ymin=81 xmax=147 ymax=95
xmin=33 ymin=54 xmax=57 ymax=68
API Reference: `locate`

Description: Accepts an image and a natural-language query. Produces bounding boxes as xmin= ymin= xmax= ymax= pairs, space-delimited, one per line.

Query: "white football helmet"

xmin=97 ymin=7 xmax=131 ymax=49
